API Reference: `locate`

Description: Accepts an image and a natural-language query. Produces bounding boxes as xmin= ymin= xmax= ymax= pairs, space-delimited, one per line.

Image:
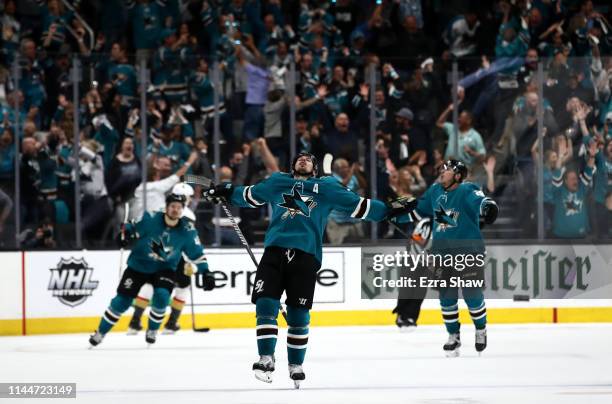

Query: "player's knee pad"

xmin=110 ymin=294 xmax=133 ymax=313
xmin=286 ymin=305 xmax=310 ymax=328
xmin=137 ymin=283 xmax=154 ymax=300
xmin=255 ymin=297 xmax=280 ymax=320
xmin=151 ymin=288 xmax=171 ymax=310
xmin=174 ymin=286 xmax=189 ymax=302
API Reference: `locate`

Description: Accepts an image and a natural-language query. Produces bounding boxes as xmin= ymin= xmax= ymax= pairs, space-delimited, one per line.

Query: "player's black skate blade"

xmin=162 ymin=323 xmax=180 ymax=335
xmin=88 ymin=331 xmax=104 ymax=348
xmin=443 ymin=333 xmax=461 ymax=357
xmin=396 ymin=315 xmax=417 ymax=333
xmin=475 ymin=328 xmax=487 ymax=355
xmin=145 ymin=330 xmax=157 ymax=346
xmin=252 ymin=357 xmax=275 ymax=384
xmin=289 ymin=364 xmax=305 ymax=389
xmin=127 ymin=323 xmax=142 ymax=335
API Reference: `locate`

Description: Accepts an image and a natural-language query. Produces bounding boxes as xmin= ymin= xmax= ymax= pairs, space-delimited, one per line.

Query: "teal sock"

xmin=255 ymin=298 xmax=280 ymax=356
xmin=148 ymin=288 xmax=170 ymax=331
xmin=98 ymin=294 xmax=132 ymax=334
xmin=467 ymin=300 xmax=487 ymax=330
xmin=286 ymin=306 xmax=310 ymax=365
xmin=440 ymin=302 xmax=460 ymax=334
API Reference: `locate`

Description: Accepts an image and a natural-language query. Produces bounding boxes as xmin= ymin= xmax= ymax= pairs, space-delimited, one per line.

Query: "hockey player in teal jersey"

xmin=88 ymin=193 xmax=214 ymax=347
xmin=204 ymin=152 xmax=412 ymax=387
xmin=395 ymin=159 xmax=498 ymax=357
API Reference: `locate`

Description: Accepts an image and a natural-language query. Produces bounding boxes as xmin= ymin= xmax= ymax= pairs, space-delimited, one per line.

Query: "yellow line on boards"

xmin=0 ymin=307 xmax=610 ymax=336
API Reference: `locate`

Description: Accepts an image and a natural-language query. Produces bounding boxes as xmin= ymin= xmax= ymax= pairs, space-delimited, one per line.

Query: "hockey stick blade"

xmin=184 ymin=174 xmax=214 ymax=189
xmin=194 ymin=327 xmax=210 ymax=332
xmin=322 ymin=153 xmax=333 ymax=175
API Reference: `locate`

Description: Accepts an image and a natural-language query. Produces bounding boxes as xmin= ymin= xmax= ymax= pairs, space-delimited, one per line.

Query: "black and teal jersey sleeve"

xmin=182 ymin=224 xmax=209 ymax=274
xmin=319 ymin=176 xmax=390 ymax=221
xmin=462 ymin=182 xmax=493 ymax=217
xmin=231 ymin=172 xmax=287 ymax=208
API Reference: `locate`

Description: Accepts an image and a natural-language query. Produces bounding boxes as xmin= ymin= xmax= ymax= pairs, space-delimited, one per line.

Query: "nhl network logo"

xmin=48 ymin=257 xmax=99 ymax=307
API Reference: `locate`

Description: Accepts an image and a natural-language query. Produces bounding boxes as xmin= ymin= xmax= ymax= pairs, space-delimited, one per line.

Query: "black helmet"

xmin=166 ymin=193 xmax=187 ymax=206
xmin=442 ymin=159 xmax=468 ymax=182
xmin=291 ymin=152 xmax=318 ymax=177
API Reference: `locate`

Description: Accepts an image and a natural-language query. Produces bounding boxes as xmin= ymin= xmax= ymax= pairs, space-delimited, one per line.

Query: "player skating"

xmin=203 ymin=152 xmax=412 ymax=387
xmin=395 ymin=159 xmax=498 ymax=356
xmin=88 ymin=193 xmax=214 ymax=347
xmin=127 ymin=183 xmax=209 ymax=334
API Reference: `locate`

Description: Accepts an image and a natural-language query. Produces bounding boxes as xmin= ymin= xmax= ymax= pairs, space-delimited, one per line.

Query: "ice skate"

xmin=162 ymin=322 xmax=180 ymax=335
xmin=475 ymin=328 xmax=487 ymax=355
xmin=443 ymin=332 xmax=461 ymax=357
xmin=289 ymin=364 xmax=305 ymax=389
xmin=396 ymin=314 xmax=417 ymax=333
xmin=145 ymin=329 xmax=157 ymax=346
xmin=126 ymin=321 xmax=142 ymax=335
xmin=88 ymin=331 xmax=104 ymax=348
xmin=252 ymin=355 xmax=275 ymax=383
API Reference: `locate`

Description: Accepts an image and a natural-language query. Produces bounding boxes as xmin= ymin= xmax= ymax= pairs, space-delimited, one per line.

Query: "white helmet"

xmin=172 ymin=182 xmax=195 ymax=197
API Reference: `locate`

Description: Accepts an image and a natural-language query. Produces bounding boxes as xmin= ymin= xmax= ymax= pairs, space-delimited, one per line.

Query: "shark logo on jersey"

xmin=434 ymin=204 xmax=459 ymax=232
xmin=278 ymin=184 xmax=317 ymax=219
xmin=563 ymin=194 xmax=583 ymax=216
xmin=149 ymin=238 xmax=172 ymax=261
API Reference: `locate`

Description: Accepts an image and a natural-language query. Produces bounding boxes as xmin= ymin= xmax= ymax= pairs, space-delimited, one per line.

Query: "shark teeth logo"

xmin=278 ymin=185 xmax=317 ymax=219
xmin=48 ymin=258 xmax=99 ymax=307
xmin=434 ymin=204 xmax=459 ymax=232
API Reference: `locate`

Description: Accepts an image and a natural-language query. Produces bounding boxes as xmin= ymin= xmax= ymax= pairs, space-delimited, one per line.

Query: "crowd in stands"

xmin=0 ymin=0 xmax=610 ymax=249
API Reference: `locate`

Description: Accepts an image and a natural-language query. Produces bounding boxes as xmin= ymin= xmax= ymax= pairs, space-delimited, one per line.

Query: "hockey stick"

xmin=219 ymin=203 xmax=289 ymax=322
xmin=322 ymin=153 xmax=333 ymax=175
xmin=184 ymin=174 xmax=289 ymax=321
xmin=118 ymin=202 xmax=129 ymax=278
xmin=189 ymin=279 xmax=210 ymax=332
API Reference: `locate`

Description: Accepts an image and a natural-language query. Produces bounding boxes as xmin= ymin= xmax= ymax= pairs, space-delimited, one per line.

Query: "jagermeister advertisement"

xmin=362 ymin=244 xmax=612 ymax=299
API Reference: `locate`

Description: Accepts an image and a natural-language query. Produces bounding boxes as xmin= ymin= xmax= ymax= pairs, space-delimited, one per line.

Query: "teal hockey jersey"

xmin=125 ymin=212 xmax=209 ymax=274
xmin=231 ymin=172 xmax=390 ymax=262
xmin=550 ymin=166 xmax=595 ymax=238
xmin=398 ymin=182 xmax=492 ymax=254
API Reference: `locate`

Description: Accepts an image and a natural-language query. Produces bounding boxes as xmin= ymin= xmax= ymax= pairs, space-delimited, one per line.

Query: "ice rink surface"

xmin=2 ymin=323 xmax=611 ymax=404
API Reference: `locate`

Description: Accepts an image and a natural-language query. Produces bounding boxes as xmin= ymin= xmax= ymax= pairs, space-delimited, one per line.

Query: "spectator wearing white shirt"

xmin=130 ymin=152 xmax=197 ymax=221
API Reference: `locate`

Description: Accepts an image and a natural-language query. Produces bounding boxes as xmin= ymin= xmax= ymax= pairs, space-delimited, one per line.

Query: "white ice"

xmin=2 ymin=324 xmax=612 ymax=404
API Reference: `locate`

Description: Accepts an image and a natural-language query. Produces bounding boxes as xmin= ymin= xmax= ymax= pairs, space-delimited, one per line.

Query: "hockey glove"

xmin=385 ymin=197 xmax=418 ymax=220
xmin=203 ymin=183 xmax=234 ymax=204
xmin=481 ymin=200 xmax=499 ymax=225
xmin=200 ymin=272 xmax=216 ymax=291
xmin=184 ymin=262 xmax=196 ymax=276
xmin=117 ymin=222 xmax=137 ymax=248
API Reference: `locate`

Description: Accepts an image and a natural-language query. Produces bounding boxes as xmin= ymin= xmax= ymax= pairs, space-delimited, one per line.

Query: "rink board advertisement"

xmin=25 ymin=251 xmax=124 ymax=318
xmin=361 ymin=244 xmax=612 ymax=299
xmin=21 ymin=249 xmax=345 ymax=318
xmin=1 ymin=245 xmax=611 ymax=335
xmin=192 ymin=249 xmax=345 ymax=305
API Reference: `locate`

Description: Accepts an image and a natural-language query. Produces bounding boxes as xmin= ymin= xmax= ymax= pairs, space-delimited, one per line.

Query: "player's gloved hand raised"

xmin=202 ymin=183 xmax=234 ymax=204
xmin=199 ymin=272 xmax=215 ymax=291
xmin=117 ymin=222 xmax=137 ymax=248
xmin=481 ymin=200 xmax=499 ymax=225
xmin=385 ymin=197 xmax=418 ymax=219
